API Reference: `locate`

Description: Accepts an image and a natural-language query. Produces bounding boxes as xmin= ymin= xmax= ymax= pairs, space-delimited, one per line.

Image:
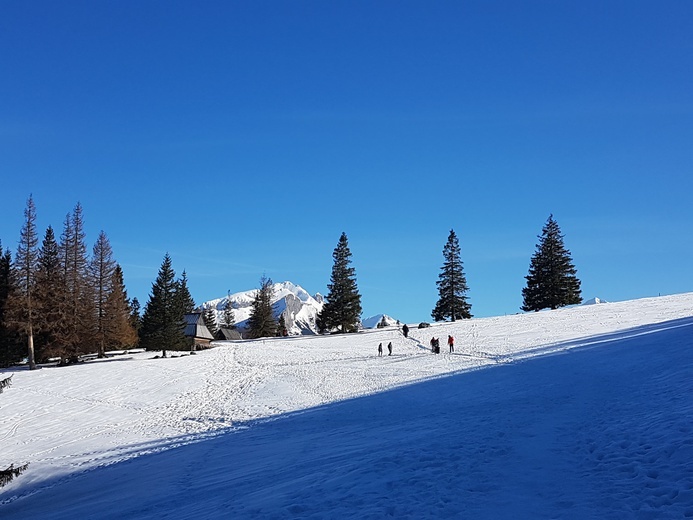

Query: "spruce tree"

xmin=316 ymin=232 xmax=362 ymax=333
xmin=34 ymin=226 xmax=68 ymax=363
xmin=521 ymin=215 xmax=582 ymax=312
xmin=129 ymin=297 xmax=142 ymax=337
xmin=175 ymin=270 xmax=196 ymax=315
xmin=0 ymin=242 xmax=22 ymax=368
xmin=102 ymin=265 xmax=138 ymax=351
xmin=140 ymin=254 xmax=187 ymax=356
xmin=203 ymin=306 xmax=218 ymax=337
xmin=432 ymin=229 xmax=472 ymax=322
xmin=223 ymin=298 xmax=235 ymax=329
xmin=89 ymin=231 xmax=116 ymax=358
xmin=8 ymin=196 xmax=40 ymax=369
xmin=247 ymin=275 xmax=277 ymax=338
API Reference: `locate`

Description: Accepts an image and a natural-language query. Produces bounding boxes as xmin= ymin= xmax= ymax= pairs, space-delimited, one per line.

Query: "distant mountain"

xmin=362 ymin=314 xmax=399 ymax=329
xmin=202 ymin=281 xmax=324 ymax=335
xmin=582 ymin=297 xmax=608 ymax=305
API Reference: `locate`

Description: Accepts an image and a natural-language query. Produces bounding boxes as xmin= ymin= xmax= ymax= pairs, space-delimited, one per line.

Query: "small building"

xmin=216 ymin=327 xmax=243 ymax=341
xmin=183 ymin=312 xmax=215 ymax=350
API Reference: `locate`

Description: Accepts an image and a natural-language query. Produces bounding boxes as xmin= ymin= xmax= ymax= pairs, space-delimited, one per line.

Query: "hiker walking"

xmin=448 ymin=335 xmax=454 ymax=353
xmin=430 ymin=337 xmax=436 ymax=353
xmin=387 ymin=342 xmax=393 ymax=356
xmin=378 ymin=343 xmax=383 ymax=357
xmin=402 ymin=323 xmax=409 ymax=338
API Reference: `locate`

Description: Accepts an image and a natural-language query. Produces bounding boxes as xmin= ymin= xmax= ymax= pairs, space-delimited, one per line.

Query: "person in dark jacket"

xmin=387 ymin=342 xmax=393 ymax=356
xmin=402 ymin=324 xmax=409 ymax=338
xmin=378 ymin=343 xmax=383 ymax=357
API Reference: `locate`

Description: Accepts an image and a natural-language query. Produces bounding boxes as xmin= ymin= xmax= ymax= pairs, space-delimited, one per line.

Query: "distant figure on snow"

xmin=430 ymin=337 xmax=436 ymax=353
xmin=378 ymin=343 xmax=383 ymax=357
xmin=402 ymin=324 xmax=409 ymax=338
xmin=448 ymin=335 xmax=454 ymax=353
xmin=387 ymin=342 xmax=393 ymax=356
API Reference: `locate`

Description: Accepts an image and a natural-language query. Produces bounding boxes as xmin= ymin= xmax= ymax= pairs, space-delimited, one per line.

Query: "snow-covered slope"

xmin=1 ymin=293 xmax=692 ymax=519
xmin=202 ymin=281 xmax=324 ymax=335
xmin=362 ymin=313 xmax=398 ymax=329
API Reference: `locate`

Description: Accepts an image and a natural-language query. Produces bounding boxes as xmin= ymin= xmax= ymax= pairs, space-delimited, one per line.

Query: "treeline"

xmin=0 ymin=197 xmax=139 ymax=368
xmin=1 ymin=195 xmax=584 ymax=363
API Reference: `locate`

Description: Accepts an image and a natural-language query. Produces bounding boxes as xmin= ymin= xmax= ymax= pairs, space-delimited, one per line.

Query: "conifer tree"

xmin=175 ymin=270 xmax=196 ymax=315
xmin=432 ymin=229 xmax=472 ymax=322
xmin=316 ymin=232 xmax=362 ymax=333
xmin=34 ymin=226 xmax=68 ymax=362
xmin=59 ymin=203 xmax=92 ymax=360
xmin=277 ymin=313 xmax=288 ymax=336
xmin=522 ymin=215 xmax=582 ymax=312
xmin=203 ymin=306 xmax=218 ymax=337
xmin=223 ymin=298 xmax=235 ymax=329
xmin=102 ymin=265 xmax=138 ymax=351
xmin=247 ymin=275 xmax=277 ymax=338
xmin=140 ymin=254 xmax=187 ymax=356
xmin=8 ymin=196 xmax=40 ymax=369
xmin=89 ymin=231 xmax=116 ymax=358
xmin=0 ymin=242 xmax=22 ymax=368
xmin=129 ymin=297 xmax=141 ymax=336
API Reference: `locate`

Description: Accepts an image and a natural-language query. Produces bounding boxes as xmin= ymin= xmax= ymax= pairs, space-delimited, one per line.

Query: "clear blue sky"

xmin=2 ymin=1 xmax=692 ymax=323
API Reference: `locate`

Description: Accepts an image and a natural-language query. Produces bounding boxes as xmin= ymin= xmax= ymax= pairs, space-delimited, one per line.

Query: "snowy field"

xmin=1 ymin=293 xmax=692 ymax=519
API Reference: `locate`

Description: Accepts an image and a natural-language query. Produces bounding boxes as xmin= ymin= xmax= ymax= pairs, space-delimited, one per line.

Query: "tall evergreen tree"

xmin=129 ymin=297 xmax=142 ymax=337
xmin=223 ymin=297 xmax=235 ymax=329
xmin=89 ymin=231 xmax=116 ymax=358
xmin=316 ymin=232 xmax=362 ymax=333
xmin=59 ymin=203 xmax=92 ymax=360
xmin=8 ymin=196 xmax=40 ymax=369
xmin=33 ymin=226 xmax=68 ymax=363
xmin=521 ymin=214 xmax=582 ymax=312
xmin=140 ymin=253 xmax=187 ymax=356
xmin=0 ymin=242 xmax=22 ymax=368
xmin=202 ymin=306 xmax=218 ymax=337
xmin=432 ymin=229 xmax=472 ymax=322
xmin=247 ymin=275 xmax=277 ymax=338
xmin=102 ymin=265 xmax=138 ymax=351
xmin=175 ymin=270 xmax=196 ymax=315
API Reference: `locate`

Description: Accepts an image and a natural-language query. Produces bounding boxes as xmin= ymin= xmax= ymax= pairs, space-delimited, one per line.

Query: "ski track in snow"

xmin=1 ymin=293 xmax=692 ymax=517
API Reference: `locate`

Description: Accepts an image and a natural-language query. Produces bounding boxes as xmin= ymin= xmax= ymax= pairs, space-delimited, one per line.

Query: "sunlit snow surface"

xmin=1 ymin=294 xmax=692 ymax=519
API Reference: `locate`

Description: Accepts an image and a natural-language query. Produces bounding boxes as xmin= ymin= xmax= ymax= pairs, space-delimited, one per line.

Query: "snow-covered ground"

xmin=1 ymin=293 xmax=692 ymax=519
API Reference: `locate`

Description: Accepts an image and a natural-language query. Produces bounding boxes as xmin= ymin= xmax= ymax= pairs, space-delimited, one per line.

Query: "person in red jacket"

xmin=448 ymin=335 xmax=454 ymax=353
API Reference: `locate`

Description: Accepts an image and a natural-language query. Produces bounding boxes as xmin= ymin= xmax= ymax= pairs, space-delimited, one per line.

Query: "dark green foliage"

xmin=140 ymin=254 xmax=187 ymax=356
xmin=176 ymin=271 xmax=196 ymax=315
xmin=0 ymin=463 xmax=29 ymax=488
xmin=521 ymin=215 xmax=582 ymax=312
xmin=277 ymin=313 xmax=288 ymax=336
xmin=247 ymin=275 xmax=277 ymax=339
xmin=203 ymin=306 xmax=218 ymax=337
xmin=34 ymin=226 xmax=69 ymax=363
xmin=129 ymin=297 xmax=142 ymax=336
xmin=316 ymin=233 xmax=362 ymax=334
xmin=432 ymin=229 xmax=472 ymax=322
xmin=223 ymin=298 xmax=235 ymax=329
xmin=0 ymin=243 xmax=22 ymax=367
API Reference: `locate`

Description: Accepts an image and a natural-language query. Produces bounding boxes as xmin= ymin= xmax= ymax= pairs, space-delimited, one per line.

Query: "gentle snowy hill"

xmin=1 ymin=293 xmax=692 ymax=518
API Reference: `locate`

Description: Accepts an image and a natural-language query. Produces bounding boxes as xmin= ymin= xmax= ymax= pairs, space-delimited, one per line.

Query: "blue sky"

xmin=2 ymin=1 xmax=692 ymax=323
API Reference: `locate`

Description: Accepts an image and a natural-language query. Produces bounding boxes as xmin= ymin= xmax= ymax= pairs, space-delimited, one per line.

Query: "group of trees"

xmin=0 ymin=197 xmax=139 ymax=368
xmin=430 ymin=214 xmax=582 ymax=320
xmin=1 ymin=195 xmax=584 ymax=365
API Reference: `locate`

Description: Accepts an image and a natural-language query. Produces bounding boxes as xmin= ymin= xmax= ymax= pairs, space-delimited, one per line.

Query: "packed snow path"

xmin=1 ymin=294 xmax=692 ymax=518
